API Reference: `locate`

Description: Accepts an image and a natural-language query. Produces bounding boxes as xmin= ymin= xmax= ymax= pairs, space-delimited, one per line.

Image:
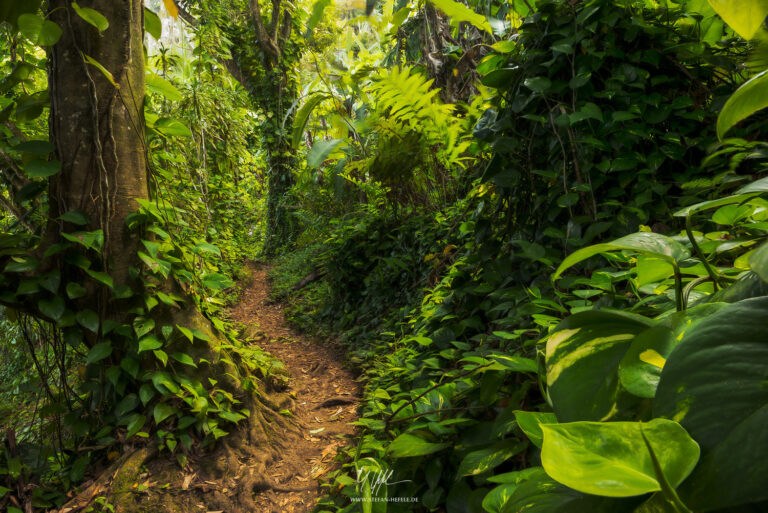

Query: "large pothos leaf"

xmin=540 ymin=419 xmax=700 ymax=498
xmin=499 ymin=468 xmax=641 ymax=513
xmin=545 ymin=310 xmax=654 ymax=422
xmin=654 ymin=297 xmax=768 ymax=511
xmin=707 ymin=0 xmax=768 ymax=40
xmin=717 ymin=69 xmax=768 ymax=139
xmin=553 ymin=232 xmax=690 ymax=280
xmin=428 ymin=0 xmax=492 ymax=34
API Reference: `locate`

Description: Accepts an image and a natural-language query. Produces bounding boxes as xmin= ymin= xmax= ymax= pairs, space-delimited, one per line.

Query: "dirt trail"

xmin=228 ymin=263 xmax=361 ymax=513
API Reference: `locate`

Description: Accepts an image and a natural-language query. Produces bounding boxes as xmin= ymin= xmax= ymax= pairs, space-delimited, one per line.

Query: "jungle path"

xmin=228 ymin=263 xmax=361 ymax=512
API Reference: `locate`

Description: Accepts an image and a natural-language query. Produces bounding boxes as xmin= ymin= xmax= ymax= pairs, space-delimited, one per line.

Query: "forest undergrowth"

xmin=3 ymin=0 xmax=768 ymax=512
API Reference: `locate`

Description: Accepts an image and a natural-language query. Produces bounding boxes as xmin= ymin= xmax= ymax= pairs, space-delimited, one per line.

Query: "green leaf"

xmin=144 ymin=7 xmax=162 ymax=39
xmin=153 ymin=403 xmax=175 ymax=424
xmin=153 ymin=349 xmax=168 ymax=366
xmin=146 ymin=73 xmax=182 ymax=101
xmin=126 ymin=414 xmax=147 ymax=438
xmin=718 ymin=69 xmax=768 ymax=139
xmin=387 ymin=433 xmax=450 ymax=458
xmin=38 ymin=296 xmax=65 ymax=320
xmin=617 ymin=325 xmax=675 ymax=398
xmin=86 ymin=341 xmax=113 ymax=364
xmin=707 ymin=0 xmax=768 ymax=40
xmin=502 ymin=468 xmax=639 ymax=513
xmin=201 ymin=272 xmax=234 ymax=290
xmin=540 ymin=419 xmax=700 ymax=497
xmin=428 ymin=0 xmax=492 ymax=34
xmin=554 ymin=232 xmax=690 ymax=280
xmin=514 ymin=411 xmax=558 ymax=448
xmin=546 ymin=310 xmax=654 ymax=421
xmin=71 ymin=2 xmax=109 ymax=32
xmin=76 ymin=309 xmax=100 ymax=333
xmin=155 ymin=117 xmax=192 ymax=137
xmin=482 ymin=483 xmax=517 ymax=513
xmin=291 ymin=93 xmax=329 ymax=148
xmin=12 ymin=139 xmax=54 ymax=155
xmin=488 ymin=354 xmax=537 ymax=373
xmin=457 ymin=439 xmax=526 ymax=477
xmin=59 ymin=210 xmax=90 ymax=225
xmin=748 ymin=241 xmax=768 ymax=282
xmin=654 ymin=297 xmax=768 ymax=510
xmin=66 ymin=282 xmax=86 ymax=299
xmin=25 ymin=158 xmax=61 ymax=178
xmin=524 ymin=77 xmax=552 ymax=93
xmin=171 ymin=352 xmax=197 ymax=367
xmin=177 ymin=324 xmax=194 ymax=342
xmin=121 ymin=357 xmax=139 ymax=378
xmin=62 ymin=229 xmax=104 ymax=251
xmin=5 ymin=257 xmax=39 ymax=273
xmin=139 ymin=383 xmax=156 ymax=405
xmin=193 ymin=242 xmax=221 ymax=256
xmin=40 ymin=271 xmax=60 ymax=293
xmin=307 ymin=138 xmax=343 ymax=168
xmin=17 ymin=14 xmax=62 ymax=46
xmin=138 ymin=335 xmax=163 ymax=353
xmin=306 ymin=0 xmax=331 ymax=34
xmin=1 ymin=0 xmax=41 ymax=26
xmin=82 ymin=53 xmax=117 ymax=87
xmin=133 ymin=317 xmax=155 ymax=338
xmin=218 ymin=410 xmax=246 ymax=423
xmin=86 ymin=269 xmax=114 ymax=288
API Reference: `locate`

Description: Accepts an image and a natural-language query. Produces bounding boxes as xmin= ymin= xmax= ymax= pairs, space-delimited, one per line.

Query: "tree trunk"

xmin=48 ymin=0 xmax=148 ymax=291
xmin=262 ymin=71 xmax=297 ymax=256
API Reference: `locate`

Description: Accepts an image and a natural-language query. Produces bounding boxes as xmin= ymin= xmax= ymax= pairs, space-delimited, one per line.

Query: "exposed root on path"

xmin=229 ymin=263 xmax=361 ymax=512
xmin=53 ymin=263 xmax=360 ymax=513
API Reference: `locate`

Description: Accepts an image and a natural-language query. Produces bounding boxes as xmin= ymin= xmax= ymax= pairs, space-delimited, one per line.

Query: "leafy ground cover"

xmin=3 ymin=0 xmax=768 ymax=512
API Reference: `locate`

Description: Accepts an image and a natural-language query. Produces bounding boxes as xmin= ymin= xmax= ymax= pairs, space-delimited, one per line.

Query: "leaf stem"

xmin=641 ymin=428 xmax=693 ymax=513
xmin=685 ymin=213 xmax=721 ymax=291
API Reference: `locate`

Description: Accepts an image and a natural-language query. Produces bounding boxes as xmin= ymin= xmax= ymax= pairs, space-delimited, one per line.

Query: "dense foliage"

xmin=2 ymin=0 xmax=768 ymax=512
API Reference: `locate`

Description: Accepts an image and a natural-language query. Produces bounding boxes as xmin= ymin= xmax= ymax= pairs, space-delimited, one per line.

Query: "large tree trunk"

xmin=40 ymin=4 xmax=298 ymax=512
xmin=48 ymin=0 xmax=148 ymax=290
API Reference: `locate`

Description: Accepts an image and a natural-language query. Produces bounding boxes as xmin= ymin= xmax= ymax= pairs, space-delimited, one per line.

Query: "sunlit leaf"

xmin=541 ymin=419 xmax=700 ymax=497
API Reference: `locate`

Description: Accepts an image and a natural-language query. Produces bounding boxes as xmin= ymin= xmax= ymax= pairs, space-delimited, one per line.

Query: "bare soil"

xmin=227 ymin=263 xmax=361 ymax=512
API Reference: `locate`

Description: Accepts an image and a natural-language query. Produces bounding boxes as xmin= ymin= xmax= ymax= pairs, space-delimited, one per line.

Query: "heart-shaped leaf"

xmin=654 ymin=297 xmax=768 ymax=510
xmin=541 ymin=419 xmax=700 ymax=497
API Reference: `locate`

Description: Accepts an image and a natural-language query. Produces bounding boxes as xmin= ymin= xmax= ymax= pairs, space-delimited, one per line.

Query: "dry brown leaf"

xmin=182 ymin=473 xmax=196 ymax=490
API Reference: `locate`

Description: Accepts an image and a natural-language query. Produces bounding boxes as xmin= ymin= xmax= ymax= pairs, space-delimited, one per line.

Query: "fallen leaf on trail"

xmin=182 ymin=473 xmax=196 ymax=490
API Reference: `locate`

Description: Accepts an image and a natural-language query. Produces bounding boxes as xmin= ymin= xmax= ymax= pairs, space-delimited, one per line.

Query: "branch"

xmin=0 ymin=147 xmax=30 ymax=193
xmin=249 ymin=0 xmax=280 ymax=63
xmin=280 ymin=9 xmax=292 ymax=44
xmin=0 ymin=193 xmax=34 ymax=233
xmin=269 ymin=0 xmax=281 ymax=41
